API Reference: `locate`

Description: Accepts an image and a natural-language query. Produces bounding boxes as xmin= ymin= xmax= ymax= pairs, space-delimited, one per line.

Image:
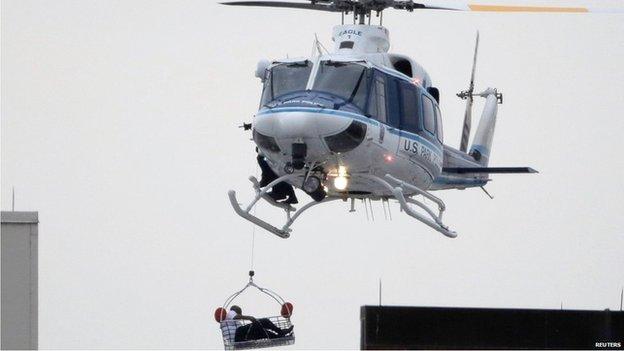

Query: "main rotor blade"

xmin=220 ymin=1 xmax=342 ymax=12
xmin=469 ymin=4 xmax=589 ymax=13
xmin=221 ymin=1 xmax=467 ymax=13
xmin=222 ymin=1 xmax=623 ymax=14
xmin=420 ymin=0 xmax=624 ymax=13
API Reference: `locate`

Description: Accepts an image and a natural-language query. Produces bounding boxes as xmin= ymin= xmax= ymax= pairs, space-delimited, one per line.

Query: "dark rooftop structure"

xmin=2 ymin=211 xmax=38 ymax=350
xmin=361 ymin=305 xmax=623 ymax=350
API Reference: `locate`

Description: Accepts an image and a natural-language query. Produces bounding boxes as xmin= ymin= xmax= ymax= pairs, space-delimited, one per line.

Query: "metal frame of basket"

xmin=219 ymin=271 xmax=294 ymax=350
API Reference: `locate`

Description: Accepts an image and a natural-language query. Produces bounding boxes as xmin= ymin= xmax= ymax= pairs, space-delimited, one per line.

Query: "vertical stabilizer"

xmin=469 ymin=88 xmax=502 ymax=166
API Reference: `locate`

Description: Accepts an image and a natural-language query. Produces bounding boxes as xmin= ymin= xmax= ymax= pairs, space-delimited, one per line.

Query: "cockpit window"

xmin=312 ymin=61 xmax=370 ymax=110
xmin=261 ymin=61 xmax=312 ymax=106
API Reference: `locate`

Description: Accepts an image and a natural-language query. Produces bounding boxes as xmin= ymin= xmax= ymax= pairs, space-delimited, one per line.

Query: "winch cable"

xmin=250 ymin=220 xmax=256 ymax=271
xmin=249 ymin=163 xmax=259 ymax=271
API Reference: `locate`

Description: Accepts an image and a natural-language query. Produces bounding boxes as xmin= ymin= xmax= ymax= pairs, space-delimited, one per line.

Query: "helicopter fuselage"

xmin=253 ymin=36 xmax=488 ymax=198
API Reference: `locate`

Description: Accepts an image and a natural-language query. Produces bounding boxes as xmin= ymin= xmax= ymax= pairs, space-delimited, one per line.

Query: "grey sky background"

xmin=2 ymin=0 xmax=624 ymax=349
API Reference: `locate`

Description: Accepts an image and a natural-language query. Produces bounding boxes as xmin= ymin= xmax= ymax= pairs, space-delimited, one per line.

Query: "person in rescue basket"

xmin=223 ymin=305 xmax=293 ymax=342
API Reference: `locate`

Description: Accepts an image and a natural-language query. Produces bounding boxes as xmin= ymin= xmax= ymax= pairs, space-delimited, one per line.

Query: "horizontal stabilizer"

xmin=443 ymin=167 xmax=538 ymax=174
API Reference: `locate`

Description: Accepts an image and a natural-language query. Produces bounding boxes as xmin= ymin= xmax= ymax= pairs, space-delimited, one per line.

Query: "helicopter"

xmin=222 ymin=0 xmax=618 ymax=239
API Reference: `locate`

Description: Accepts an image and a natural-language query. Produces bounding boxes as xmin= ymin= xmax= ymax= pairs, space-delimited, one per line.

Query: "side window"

xmin=367 ymin=73 xmax=387 ymax=123
xmin=385 ymin=76 xmax=401 ymax=128
xmin=422 ymin=95 xmax=435 ymax=134
xmin=375 ymin=76 xmax=387 ymax=123
xmin=399 ymin=82 xmax=419 ymax=133
xmin=435 ymin=105 xmax=443 ymax=143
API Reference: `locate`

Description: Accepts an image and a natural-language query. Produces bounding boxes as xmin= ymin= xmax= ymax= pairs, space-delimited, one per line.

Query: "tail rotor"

xmin=457 ymin=31 xmax=479 ymax=153
xmin=457 ymin=32 xmax=504 ymax=166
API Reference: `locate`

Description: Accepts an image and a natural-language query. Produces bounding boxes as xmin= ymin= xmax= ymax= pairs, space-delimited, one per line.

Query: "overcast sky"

xmin=2 ymin=0 xmax=624 ymax=349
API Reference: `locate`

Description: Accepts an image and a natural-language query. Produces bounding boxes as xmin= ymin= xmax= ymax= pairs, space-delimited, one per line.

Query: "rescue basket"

xmin=215 ymin=271 xmax=294 ymax=350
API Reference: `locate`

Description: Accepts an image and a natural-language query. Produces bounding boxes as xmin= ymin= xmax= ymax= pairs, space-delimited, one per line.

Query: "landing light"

xmin=333 ymin=166 xmax=349 ymax=190
xmin=384 ymin=154 xmax=394 ymax=163
xmin=334 ymin=176 xmax=348 ymax=190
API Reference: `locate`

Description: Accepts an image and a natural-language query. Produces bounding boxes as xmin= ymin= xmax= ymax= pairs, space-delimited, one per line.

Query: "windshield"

xmin=312 ymin=61 xmax=370 ymax=110
xmin=261 ymin=61 xmax=312 ymax=106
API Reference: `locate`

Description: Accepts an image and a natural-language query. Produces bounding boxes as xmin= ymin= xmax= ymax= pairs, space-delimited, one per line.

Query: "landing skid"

xmin=362 ymin=174 xmax=457 ymax=238
xmin=228 ymin=173 xmax=456 ymax=239
xmin=228 ymin=174 xmax=340 ymax=238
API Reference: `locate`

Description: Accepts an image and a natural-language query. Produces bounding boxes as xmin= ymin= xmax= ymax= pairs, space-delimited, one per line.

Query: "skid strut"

xmin=360 ymin=174 xmax=457 ymax=238
xmin=228 ymin=174 xmax=339 ymax=239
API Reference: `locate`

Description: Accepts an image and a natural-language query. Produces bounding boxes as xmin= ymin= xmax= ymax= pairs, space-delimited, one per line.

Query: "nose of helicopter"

xmin=255 ymin=109 xmax=352 ymax=138
xmin=254 ymin=109 xmax=355 ymax=160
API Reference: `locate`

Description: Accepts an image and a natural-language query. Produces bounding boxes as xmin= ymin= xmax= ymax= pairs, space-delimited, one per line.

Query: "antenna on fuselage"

xmin=314 ymin=33 xmax=329 ymax=55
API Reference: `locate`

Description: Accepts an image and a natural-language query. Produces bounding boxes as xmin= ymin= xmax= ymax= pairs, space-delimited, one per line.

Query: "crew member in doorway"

xmin=257 ymin=154 xmax=298 ymax=204
xmin=225 ymin=305 xmax=293 ymax=342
